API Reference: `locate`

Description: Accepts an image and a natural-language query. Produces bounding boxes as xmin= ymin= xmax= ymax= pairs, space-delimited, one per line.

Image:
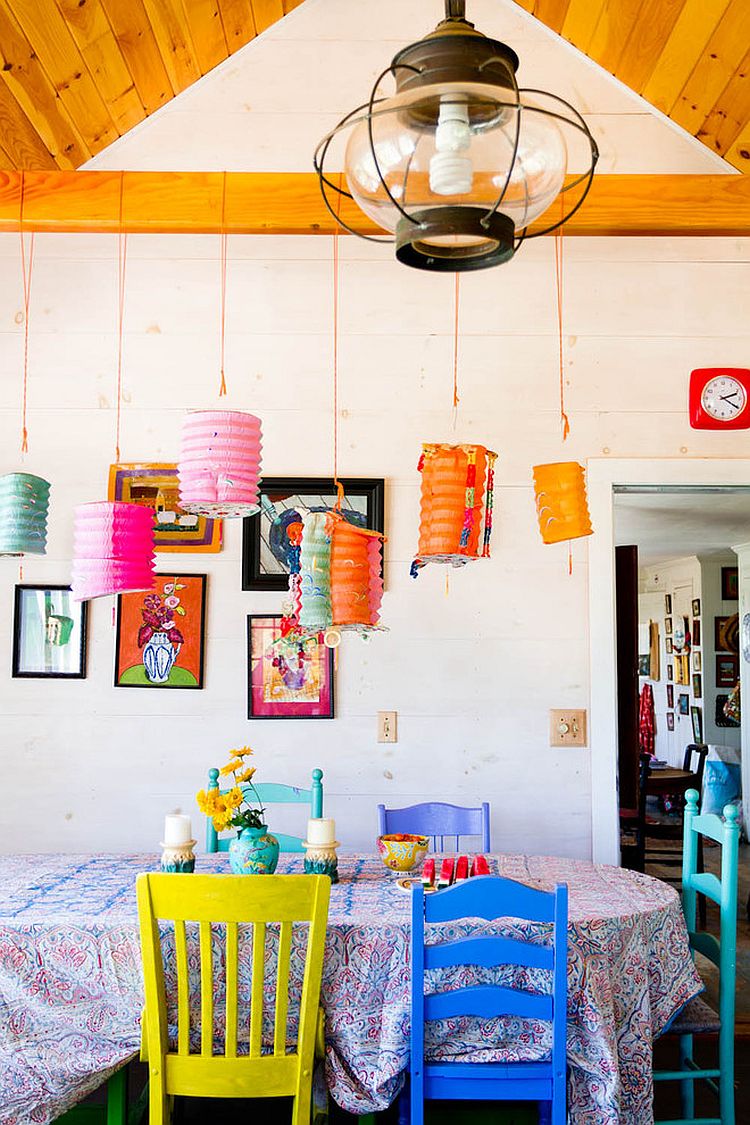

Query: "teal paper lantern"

xmin=299 ymin=511 xmax=333 ymax=632
xmin=0 ymin=473 xmax=50 ymax=556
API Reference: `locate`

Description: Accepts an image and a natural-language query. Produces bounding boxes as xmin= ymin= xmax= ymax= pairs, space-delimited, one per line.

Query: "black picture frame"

xmin=678 ymin=693 xmax=689 ymax=715
xmin=666 ymin=712 xmax=675 ymax=731
xmin=721 ymin=566 xmax=738 ymax=601
xmin=691 ymin=705 xmax=703 ymax=744
xmin=716 ymin=653 xmax=739 ymax=687
xmin=242 ymin=477 xmax=385 ymax=591
xmin=666 ymin=684 xmax=674 ymax=708
xmin=692 ymin=618 xmax=701 ymax=646
xmin=692 ymin=673 xmax=702 ymax=699
xmin=664 ymin=594 xmax=672 ymax=614
xmin=12 ymin=585 xmax=88 ymax=678
xmin=247 ymin=614 xmax=334 ymax=719
xmin=691 ymin=598 xmax=701 ymax=618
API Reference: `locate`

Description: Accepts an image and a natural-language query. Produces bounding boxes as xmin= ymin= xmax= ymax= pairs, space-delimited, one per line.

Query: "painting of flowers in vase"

xmin=115 ymin=574 xmax=206 ymax=688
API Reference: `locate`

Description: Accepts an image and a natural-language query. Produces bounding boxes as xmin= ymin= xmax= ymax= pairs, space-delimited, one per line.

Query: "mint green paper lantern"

xmin=0 ymin=473 xmax=50 ymax=555
xmin=299 ymin=511 xmax=333 ymax=631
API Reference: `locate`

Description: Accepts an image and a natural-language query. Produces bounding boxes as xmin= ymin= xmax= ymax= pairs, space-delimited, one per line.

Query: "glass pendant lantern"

xmin=314 ymin=0 xmax=598 ymax=271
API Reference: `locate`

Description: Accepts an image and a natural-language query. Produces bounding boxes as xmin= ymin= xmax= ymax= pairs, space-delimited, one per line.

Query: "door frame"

xmin=587 ymin=458 xmax=750 ymax=864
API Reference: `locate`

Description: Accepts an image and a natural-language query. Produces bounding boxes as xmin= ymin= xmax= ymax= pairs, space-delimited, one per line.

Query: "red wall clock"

xmin=689 ymin=368 xmax=750 ymax=429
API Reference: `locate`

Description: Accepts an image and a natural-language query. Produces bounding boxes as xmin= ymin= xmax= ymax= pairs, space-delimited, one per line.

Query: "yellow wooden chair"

xmin=136 ymin=873 xmax=331 ymax=1124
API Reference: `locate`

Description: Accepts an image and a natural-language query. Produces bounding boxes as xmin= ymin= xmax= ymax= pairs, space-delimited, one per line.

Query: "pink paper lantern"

xmin=71 ymin=501 xmax=155 ymax=602
xmin=177 ymin=410 xmax=262 ymax=518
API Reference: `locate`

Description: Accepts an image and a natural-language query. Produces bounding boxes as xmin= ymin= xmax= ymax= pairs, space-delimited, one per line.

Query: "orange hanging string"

xmin=218 ymin=171 xmax=228 ymax=397
xmin=555 ymin=223 xmax=570 ymax=441
xmin=332 ymin=230 xmax=343 ymax=511
xmin=452 ymin=273 xmax=461 ymax=411
xmin=115 ymin=173 xmax=128 ymax=463
xmin=568 ymin=540 xmax=573 ymax=577
xmin=19 ymin=172 xmax=34 ymax=455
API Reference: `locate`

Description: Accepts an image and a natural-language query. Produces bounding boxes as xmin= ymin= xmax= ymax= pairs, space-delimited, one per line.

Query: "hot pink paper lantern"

xmin=71 ymin=501 xmax=155 ymax=602
xmin=177 ymin=410 xmax=262 ymax=518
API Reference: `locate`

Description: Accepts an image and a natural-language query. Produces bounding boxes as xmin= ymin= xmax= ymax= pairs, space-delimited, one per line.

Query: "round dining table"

xmin=0 ymin=851 xmax=701 ymax=1125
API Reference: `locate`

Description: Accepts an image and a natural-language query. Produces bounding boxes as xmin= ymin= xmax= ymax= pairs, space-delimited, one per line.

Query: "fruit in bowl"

xmin=377 ymin=833 xmax=429 ymax=872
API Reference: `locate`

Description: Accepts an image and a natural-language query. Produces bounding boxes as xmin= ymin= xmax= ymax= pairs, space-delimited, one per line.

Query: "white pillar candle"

xmin=164 ymin=814 xmax=192 ymax=845
xmin=307 ymin=817 xmax=336 ymax=845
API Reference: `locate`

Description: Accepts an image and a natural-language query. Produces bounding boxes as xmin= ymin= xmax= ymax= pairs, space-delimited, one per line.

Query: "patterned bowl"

xmin=377 ymin=833 xmax=430 ymax=872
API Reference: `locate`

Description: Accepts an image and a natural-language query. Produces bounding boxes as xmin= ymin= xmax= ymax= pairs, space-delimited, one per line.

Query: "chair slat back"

xmin=205 ymin=767 xmax=324 ymax=853
xmin=137 ymin=873 xmax=330 ymax=1078
xmin=378 ymin=801 xmax=491 ymax=852
xmin=411 ymin=874 xmax=568 ymax=1102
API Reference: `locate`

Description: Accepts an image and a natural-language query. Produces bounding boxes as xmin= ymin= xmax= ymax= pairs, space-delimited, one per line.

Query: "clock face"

xmin=700 ymin=375 xmax=748 ymax=421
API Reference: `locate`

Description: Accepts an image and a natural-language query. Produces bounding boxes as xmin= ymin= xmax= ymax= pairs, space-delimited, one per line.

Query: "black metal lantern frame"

xmin=313 ymin=0 xmax=600 ymax=271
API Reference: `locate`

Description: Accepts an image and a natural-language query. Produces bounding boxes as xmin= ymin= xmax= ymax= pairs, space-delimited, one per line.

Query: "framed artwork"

xmin=247 ymin=615 xmax=334 ymax=719
xmin=691 ymin=706 xmax=703 ymax=743
xmin=693 ymin=651 xmax=701 ymax=672
xmin=664 ymin=594 xmax=672 ymax=614
xmin=716 ymin=694 xmax=741 ymax=728
xmin=715 ymin=614 xmax=739 ymax=653
xmin=242 ymin=477 xmax=385 ymax=591
xmin=638 ymin=654 xmax=650 ymax=676
xmin=667 ymin=663 xmax=673 ymax=682
xmin=721 ymin=566 xmax=738 ymax=600
xmin=109 ymin=463 xmax=222 ymax=553
xmin=12 ymin=585 xmax=87 ymax=678
xmin=692 ymin=674 xmax=702 ymax=699
xmin=666 ymin=712 xmax=675 ymax=731
xmin=664 ymin=617 xmax=673 ymax=636
xmin=678 ymin=693 xmax=690 ymax=715
xmin=665 ymin=638 xmax=673 ymax=654
xmin=692 ymin=618 xmax=701 ymax=646
xmin=691 ymin=598 xmax=701 ymax=617
xmin=666 ymin=684 xmax=674 ymax=708
xmin=675 ymin=653 xmax=690 ymax=685
xmin=115 ymin=574 xmax=206 ymax=688
xmin=716 ymin=653 xmax=739 ymax=688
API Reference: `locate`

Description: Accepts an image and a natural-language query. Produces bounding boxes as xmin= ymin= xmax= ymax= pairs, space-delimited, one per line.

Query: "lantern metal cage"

xmin=314 ymin=0 xmax=599 ymax=271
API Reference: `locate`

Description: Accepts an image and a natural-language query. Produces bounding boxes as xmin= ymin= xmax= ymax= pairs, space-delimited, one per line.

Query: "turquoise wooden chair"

xmin=407 ymin=874 xmax=568 ymax=1125
xmin=653 ymin=789 xmax=740 ymax=1125
xmin=205 ymin=766 xmax=323 ymax=852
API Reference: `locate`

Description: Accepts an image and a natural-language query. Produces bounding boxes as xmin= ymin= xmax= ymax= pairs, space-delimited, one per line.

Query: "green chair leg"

xmin=57 ymin=1068 xmax=127 ymax=1125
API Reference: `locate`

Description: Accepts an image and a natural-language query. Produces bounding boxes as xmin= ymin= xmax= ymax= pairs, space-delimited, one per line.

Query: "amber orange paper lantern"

xmin=411 ymin=443 xmax=497 ymax=576
xmin=329 ymin=514 xmax=385 ymax=636
xmin=533 ymin=461 xmax=593 ymax=544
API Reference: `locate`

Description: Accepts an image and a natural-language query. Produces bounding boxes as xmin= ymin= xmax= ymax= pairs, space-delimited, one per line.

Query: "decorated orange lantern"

xmin=411 ymin=443 xmax=497 ymax=576
xmin=533 ymin=461 xmax=593 ymax=544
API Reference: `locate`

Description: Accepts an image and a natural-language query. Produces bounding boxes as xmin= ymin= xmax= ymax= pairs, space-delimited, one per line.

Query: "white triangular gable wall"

xmin=87 ymin=0 xmax=729 ymax=174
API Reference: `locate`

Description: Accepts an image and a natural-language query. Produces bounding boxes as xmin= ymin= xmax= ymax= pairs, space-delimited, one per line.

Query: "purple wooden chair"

xmin=406 ymin=875 xmax=568 ymax=1125
xmin=377 ymin=801 xmax=491 ymax=852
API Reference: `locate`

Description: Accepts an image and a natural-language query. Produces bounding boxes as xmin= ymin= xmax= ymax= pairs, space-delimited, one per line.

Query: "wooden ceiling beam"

xmin=0 ymin=171 xmax=749 ymax=237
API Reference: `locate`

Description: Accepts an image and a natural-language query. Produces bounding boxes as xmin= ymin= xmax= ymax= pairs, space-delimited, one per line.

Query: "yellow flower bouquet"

xmin=196 ymin=747 xmax=266 ymax=833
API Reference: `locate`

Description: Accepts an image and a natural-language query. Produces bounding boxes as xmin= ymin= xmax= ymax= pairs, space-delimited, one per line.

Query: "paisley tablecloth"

xmin=0 ymin=852 xmax=701 ymax=1124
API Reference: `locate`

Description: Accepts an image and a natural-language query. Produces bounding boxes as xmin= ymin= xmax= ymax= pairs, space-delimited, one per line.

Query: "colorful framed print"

xmin=691 ymin=706 xmax=703 ymax=743
xmin=692 ymin=618 xmax=701 ymax=646
xmin=666 ymin=712 xmax=675 ymax=731
xmin=665 ymin=638 xmax=673 ymax=654
xmin=242 ymin=477 xmax=385 ymax=591
xmin=12 ymin=585 xmax=87 ymax=678
xmin=692 ymin=674 xmax=702 ymax=699
xmin=715 ymin=694 xmax=741 ymax=728
xmin=115 ymin=574 xmax=206 ymax=688
xmin=693 ymin=651 xmax=701 ymax=672
xmin=664 ymin=594 xmax=672 ymax=614
xmin=109 ymin=463 xmax=221 ymax=553
xmin=638 ymin=654 xmax=650 ymax=676
xmin=715 ymin=614 xmax=739 ymax=653
xmin=716 ymin=653 xmax=739 ymax=688
xmin=678 ymin=693 xmax=690 ymax=716
xmin=667 ymin=663 xmax=673 ymax=682
xmin=691 ymin=598 xmax=701 ymax=617
xmin=247 ymin=614 xmax=334 ymax=719
xmin=666 ymin=684 xmax=674 ymax=708
xmin=721 ymin=566 xmax=738 ymax=600
xmin=664 ymin=617 xmax=673 ymax=636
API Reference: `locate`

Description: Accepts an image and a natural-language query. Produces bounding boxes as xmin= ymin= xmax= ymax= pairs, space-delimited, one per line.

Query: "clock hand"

xmin=719 ymin=393 xmax=741 ymax=403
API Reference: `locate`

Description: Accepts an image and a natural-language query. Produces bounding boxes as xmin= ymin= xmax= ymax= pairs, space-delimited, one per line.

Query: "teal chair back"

xmin=205 ymin=767 xmax=323 ymax=853
xmin=654 ymin=788 xmax=740 ymax=1125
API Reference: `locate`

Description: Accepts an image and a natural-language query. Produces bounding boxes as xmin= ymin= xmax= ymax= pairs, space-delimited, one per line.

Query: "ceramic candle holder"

xmin=303 ymin=839 xmax=340 ymax=884
xmin=160 ymin=839 xmax=197 ymax=873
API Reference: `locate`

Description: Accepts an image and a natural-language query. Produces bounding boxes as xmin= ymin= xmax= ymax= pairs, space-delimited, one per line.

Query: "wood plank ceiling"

xmin=0 ymin=1 xmax=748 ymax=173
xmin=516 ymin=0 xmax=750 ymax=171
xmin=0 ymin=0 xmax=302 ymax=170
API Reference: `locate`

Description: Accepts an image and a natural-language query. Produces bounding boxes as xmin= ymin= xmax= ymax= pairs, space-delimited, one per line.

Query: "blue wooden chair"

xmin=377 ymin=801 xmax=490 ymax=852
xmin=654 ymin=789 xmax=740 ymax=1125
xmin=407 ymin=874 xmax=568 ymax=1125
xmin=205 ymin=767 xmax=323 ymax=853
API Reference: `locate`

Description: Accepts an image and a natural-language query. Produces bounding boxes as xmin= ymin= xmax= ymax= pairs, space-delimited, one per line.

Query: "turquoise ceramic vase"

xmin=228 ymin=825 xmax=280 ymax=875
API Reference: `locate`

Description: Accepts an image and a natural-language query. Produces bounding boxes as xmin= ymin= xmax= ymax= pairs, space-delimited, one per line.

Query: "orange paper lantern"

xmin=329 ymin=514 xmax=385 ymax=635
xmin=412 ymin=443 xmax=497 ymax=576
xmin=533 ymin=461 xmax=593 ymax=544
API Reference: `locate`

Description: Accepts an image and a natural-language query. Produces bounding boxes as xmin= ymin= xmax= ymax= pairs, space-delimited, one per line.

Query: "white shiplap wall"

xmin=0 ymin=0 xmax=747 ymax=857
